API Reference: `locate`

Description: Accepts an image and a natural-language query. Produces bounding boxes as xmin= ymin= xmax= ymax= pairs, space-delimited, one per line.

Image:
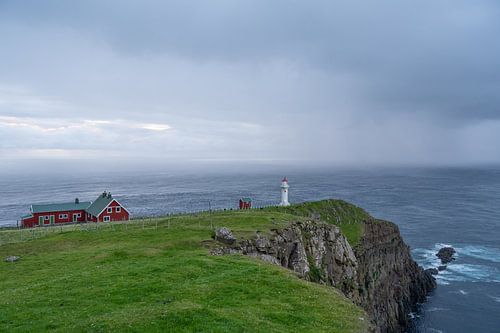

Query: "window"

xmin=103 ymin=216 xmax=110 ymax=222
xmin=44 ymin=216 xmax=49 ymax=221
xmin=76 ymin=213 xmax=81 ymax=218
xmin=116 ymin=207 xmax=121 ymax=213
xmin=107 ymin=207 xmax=113 ymax=213
xmin=59 ymin=214 xmax=68 ymax=219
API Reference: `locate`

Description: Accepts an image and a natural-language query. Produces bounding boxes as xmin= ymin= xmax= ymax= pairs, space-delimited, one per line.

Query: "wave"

xmin=413 ymin=243 xmax=500 ymax=284
xmin=453 ymin=245 xmax=500 ymax=263
xmin=425 ymin=307 xmax=449 ymax=312
xmin=489 ymin=295 xmax=500 ymax=303
xmin=433 ymin=263 xmax=500 ymax=283
xmin=426 ymin=329 xmax=444 ymax=333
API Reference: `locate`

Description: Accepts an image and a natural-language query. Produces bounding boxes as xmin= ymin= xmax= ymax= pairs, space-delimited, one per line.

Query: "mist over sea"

xmin=1 ymin=167 xmax=499 ymax=332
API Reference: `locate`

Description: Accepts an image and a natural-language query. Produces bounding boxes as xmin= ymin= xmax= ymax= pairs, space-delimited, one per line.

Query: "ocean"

xmin=0 ymin=167 xmax=499 ymax=332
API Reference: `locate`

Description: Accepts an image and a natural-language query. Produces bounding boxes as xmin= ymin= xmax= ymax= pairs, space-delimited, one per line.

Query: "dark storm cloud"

xmin=0 ymin=0 xmax=499 ymax=167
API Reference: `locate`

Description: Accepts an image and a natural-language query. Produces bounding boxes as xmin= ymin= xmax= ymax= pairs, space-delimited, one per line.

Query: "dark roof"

xmin=86 ymin=192 xmax=114 ymax=216
xmin=31 ymin=201 xmax=91 ymax=213
xmin=240 ymin=197 xmax=252 ymax=202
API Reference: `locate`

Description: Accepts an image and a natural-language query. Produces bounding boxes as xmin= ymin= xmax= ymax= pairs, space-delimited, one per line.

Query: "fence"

xmin=0 ymin=203 xmax=287 ymax=247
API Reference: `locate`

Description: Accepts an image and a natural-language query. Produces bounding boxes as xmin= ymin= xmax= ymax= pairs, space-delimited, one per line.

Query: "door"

xmin=38 ymin=216 xmax=44 ymax=226
xmin=50 ymin=215 xmax=55 ymax=225
xmin=73 ymin=214 xmax=78 ymax=222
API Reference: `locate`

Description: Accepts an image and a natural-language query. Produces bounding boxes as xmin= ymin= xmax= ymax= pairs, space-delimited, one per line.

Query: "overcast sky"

xmin=1 ymin=0 xmax=499 ymax=172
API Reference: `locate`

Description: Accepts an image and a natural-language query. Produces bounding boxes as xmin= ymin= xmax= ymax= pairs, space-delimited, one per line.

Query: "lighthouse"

xmin=280 ymin=177 xmax=290 ymax=206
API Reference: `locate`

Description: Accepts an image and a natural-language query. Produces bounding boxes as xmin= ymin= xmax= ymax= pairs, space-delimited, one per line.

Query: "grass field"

xmin=0 ymin=201 xmax=369 ymax=332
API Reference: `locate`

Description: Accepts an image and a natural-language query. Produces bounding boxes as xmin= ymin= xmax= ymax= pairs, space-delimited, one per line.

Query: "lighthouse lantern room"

xmin=280 ymin=177 xmax=290 ymax=206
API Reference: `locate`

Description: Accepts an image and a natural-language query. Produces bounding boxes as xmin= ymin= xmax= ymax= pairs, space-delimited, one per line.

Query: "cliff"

xmin=354 ymin=219 xmax=436 ymax=332
xmin=211 ymin=201 xmax=436 ymax=332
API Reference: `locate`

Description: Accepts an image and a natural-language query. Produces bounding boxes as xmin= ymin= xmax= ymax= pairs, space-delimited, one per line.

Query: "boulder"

xmin=214 ymin=227 xmax=236 ymax=245
xmin=438 ymin=265 xmax=447 ymax=271
xmin=4 ymin=256 xmax=20 ymax=263
xmin=436 ymin=246 xmax=456 ymax=264
xmin=426 ymin=268 xmax=439 ymax=275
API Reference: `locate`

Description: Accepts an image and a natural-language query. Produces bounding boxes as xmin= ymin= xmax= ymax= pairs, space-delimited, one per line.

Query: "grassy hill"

xmin=0 ymin=200 xmax=369 ymax=332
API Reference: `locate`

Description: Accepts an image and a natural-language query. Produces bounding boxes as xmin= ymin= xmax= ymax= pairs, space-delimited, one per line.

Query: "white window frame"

xmin=107 ymin=207 xmax=113 ymax=213
xmin=115 ymin=206 xmax=121 ymax=213
xmin=103 ymin=216 xmax=110 ymax=222
xmin=59 ymin=214 xmax=68 ymax=219
xmin=76 ymin=213 xmax=81 ymax=218
xmin=44 ymin=216 xmax=49 ymax=221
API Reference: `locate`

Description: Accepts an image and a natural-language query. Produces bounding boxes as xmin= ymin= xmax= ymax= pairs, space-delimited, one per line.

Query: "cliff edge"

xmin=355 ymin=219 xmax=436 ymax=332
xmin=211 ymin=200 xmax=436 ymax=332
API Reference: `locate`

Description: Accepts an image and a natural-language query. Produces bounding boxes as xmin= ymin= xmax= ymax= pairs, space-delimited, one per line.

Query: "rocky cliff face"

xmin=213 ymin=221 xmax=359 ymax=297
xmin=211 ymin=218 xmax=435 ymax=333
xmin=354 ymin=219 xmax=436 ymax=332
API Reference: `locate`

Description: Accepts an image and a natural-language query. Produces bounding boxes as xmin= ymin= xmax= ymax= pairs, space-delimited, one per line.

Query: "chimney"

xmin=107 ymin=192 xmax=112 ymax=199
xmin=102 ymin=191 xmax=107 ymax=198
xmin=75 ymin=198 xmax=79 ymax=204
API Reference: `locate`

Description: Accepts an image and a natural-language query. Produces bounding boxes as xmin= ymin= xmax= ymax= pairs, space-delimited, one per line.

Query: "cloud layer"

xmin=1 ymin=0 xmax=499 ymax=170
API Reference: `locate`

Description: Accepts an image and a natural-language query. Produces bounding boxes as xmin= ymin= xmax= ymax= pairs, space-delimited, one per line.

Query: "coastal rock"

xmin=4 ymin=256 xmax=20 ymax=262
xmin=211 ymin=217 xmax=435 ymax=332
xmin=355 ymin=219 xmax=436 ymax=333
xmin=438 ymin=265 xmax=447 ymax=271
xmin=426 ymin=268 xmax=439 ymax=275
xmin=213 ymin=227 xmax=236 ymax=245
xmin=212 ymin=220 xmax=359 ymax=294
xmin=436 ymin=246 xmax=456 ymax=264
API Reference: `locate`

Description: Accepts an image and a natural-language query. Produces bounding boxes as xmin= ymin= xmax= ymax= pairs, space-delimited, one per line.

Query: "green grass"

xmin=0 ymin=202 xmax=370 ymax=332
xmin=264 ymin=200 xmax=370 ymax=246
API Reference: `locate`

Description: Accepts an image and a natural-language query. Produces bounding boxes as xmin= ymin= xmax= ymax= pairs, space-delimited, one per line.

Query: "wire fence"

xmin=0 ymin=204 xmax=286 ymax=247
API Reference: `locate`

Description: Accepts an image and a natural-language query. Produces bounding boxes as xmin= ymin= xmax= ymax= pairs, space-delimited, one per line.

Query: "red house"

xmin=239 ymin=197 xmax=252 ymax=209
xmin=21 ymin=191 xmax=130 ymax=228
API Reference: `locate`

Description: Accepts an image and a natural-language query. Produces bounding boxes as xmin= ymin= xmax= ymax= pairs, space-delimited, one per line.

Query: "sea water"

xmin=0 ymin=167 xmax=499 ymax=332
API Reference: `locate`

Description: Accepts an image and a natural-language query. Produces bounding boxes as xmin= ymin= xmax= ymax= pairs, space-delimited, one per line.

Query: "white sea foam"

xmin=426 ymin=328 xmax=444 ymax=333
xmin=412 ymin=246 xmax=443 ymax=269
xmin=408 ymin=311 xmax=420 ymax=319
xmin=439 ymin=263 xmax=500 ymax=283
xmin=413 ymin=243 xmax=500 ymax=284
xmin=426 ymin=307 xmax=449 ymax=312
xmin=435 ymin=279 xmax=450 ymax=286
xmin=454 ymin=245 xmax=500 ymax=263
xmin=489 ymin=295 xmax=500 ymax=303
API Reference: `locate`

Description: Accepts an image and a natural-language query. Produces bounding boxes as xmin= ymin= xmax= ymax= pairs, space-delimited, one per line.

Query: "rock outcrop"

xmin=354 ymin=219 xmax=436 ymax=332
xmin=4 ymin=256 xmax=20 ymax=262
xmin=436 ymin=246 xmax=456 ymax=264
xmin=214 ymin=227 xmax=236 ymax=245
xmin=211 ymin=218 xmax=435 ymax=333
xmin=212 ymin=221 xmax=359 ymax=296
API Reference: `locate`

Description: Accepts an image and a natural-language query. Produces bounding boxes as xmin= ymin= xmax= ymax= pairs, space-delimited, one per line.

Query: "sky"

xmin=1 ymin=0 xmax=500 ymax=172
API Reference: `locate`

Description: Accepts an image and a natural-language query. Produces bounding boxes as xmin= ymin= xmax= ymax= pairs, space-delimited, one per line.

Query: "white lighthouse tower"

xmin=280 ymin=177 xmax=290 ymax=206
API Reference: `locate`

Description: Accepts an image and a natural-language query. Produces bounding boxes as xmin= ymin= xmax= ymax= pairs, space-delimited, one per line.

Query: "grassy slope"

xmin=265 ymin=199 xmax=370 ymax=246
xmin=0 ymin=201 xmax=369 ymax=333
